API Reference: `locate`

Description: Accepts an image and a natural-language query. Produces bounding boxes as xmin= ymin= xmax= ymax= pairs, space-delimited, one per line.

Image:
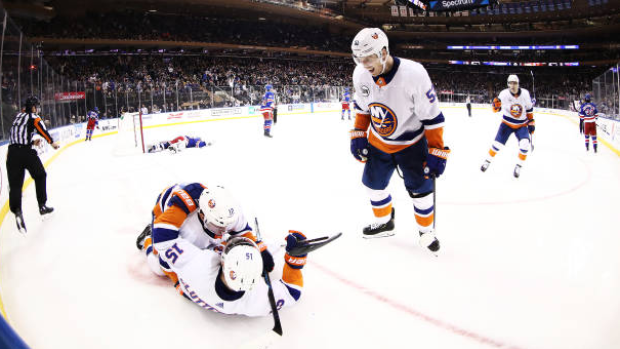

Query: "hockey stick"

xmin=236 ymin=219 xmax=283 ymax=349
xmin=287 ymin=232 xmax=342 ymax=257
xmin=254 ymin=218 xmax=283 ymax=336
xmin=432 ymin=175 xmax=436 ymax=230
xmin=530 ymin=71 xmax=536 ymax=152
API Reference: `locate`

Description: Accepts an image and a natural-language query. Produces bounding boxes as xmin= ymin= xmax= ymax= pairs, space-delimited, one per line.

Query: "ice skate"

xmin=481 ymin=159 xmax=491 ymax=172
xmin=136 ymin=225 xmax=152 ymax=251
xmin=419 ymin=230 xmax=440 ymax=255
xmin=15 ymin=211 xmax=27 ymax=234
xmin=513 ymin=164 xmax=522 ymax=178
xmin=363 ymin=209 xmax=396 ymax=239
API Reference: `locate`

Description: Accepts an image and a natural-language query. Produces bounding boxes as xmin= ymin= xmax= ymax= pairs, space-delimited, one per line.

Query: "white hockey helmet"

xmin=198 ymin=185 xmax=238 ymax=235
xmin=507 ymin=74 xmax=519 ymax=86
xmin=221 ymin=237 xmax=263 ymax=292
xmin=351 ymin=28 xmax=390 ymax=74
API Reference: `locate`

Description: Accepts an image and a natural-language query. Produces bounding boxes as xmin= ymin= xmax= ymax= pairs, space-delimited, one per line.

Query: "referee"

xmin=7 ymin=96 xmax=59 ymax=233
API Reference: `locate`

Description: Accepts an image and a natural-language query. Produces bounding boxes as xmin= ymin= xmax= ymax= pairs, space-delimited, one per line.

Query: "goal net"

xmin=113 ymin=111 xmax=145 ymax=155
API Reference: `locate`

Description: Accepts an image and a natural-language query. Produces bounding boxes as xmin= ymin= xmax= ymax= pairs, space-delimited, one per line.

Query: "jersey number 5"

xmin=426 ymin=86 xmax=437 ymax=104
xmin=165 ymin=243 xmax=184 ymax=264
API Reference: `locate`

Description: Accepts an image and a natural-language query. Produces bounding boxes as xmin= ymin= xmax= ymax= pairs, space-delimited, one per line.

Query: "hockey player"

xmin=480 ymin=75 xmax=535 ymax=178
xmin=342 ymin=87 xmax=352 ymax=120
xmin=137 ymin=228 xmax=309 ymax=316
xmin=579 ymin=94 xmax=599 ymax=153
xmin=137 ymin=183 xmax=275 ymax=287
xmin=147 ymin=135 xmax=211 ymax=153
xmin=260 ymin=84 xmax=275 ymax=138
xmin=349 ymin=28 xmax=449 ymax=253
xmin=85 ymin=107 xmax=99 ymax=141
xmin=466 ymin=95 xmax=472 ymax=117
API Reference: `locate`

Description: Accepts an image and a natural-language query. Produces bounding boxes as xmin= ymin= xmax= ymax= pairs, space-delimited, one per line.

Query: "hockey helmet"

xmin=585 ymin=93 xmax=591 ymax=102
xmin=221 ymin=237 xmax=263 ymax=292
xmin=351 ymin=28 xmax=389 ymax=73
xmin=198 ymin=185 xmax=239 ymax=235
xmin=265 ymin=84 xmax=272 ymax=91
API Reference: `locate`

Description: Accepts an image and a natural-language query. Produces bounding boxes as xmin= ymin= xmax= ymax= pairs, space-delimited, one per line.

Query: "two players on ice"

xmin=136 ymin=183 xmax=327 ymax=316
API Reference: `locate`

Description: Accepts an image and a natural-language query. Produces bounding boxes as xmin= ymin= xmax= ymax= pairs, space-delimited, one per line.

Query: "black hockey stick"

xmin=254 ymin=218 xmax=283 ymax=336
xmin=287 ymin=232 xmax=342 ymax=257
xmin=530 ymin=70 xmax=536 ymax=152
xmin=432 ymin=175 xmax=437 ymax=230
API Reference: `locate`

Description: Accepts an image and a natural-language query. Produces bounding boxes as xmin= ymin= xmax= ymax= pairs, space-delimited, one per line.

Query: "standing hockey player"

xmin=480 ymin=75 xmax=535 ymax=178
xmin=147 ymin=135 xmax=211 ymax=153
xmin=579 ymin=94 xmax=599 ymax=153
xmin=260 ymin=84 xmax=275 ymax=138
xmin=85 ymin=107 xmax=99 ymax=141
xmin=349 ymin=28 xmax=450 ymax=253
xmin=342 ymin=87 xmax=352 ymax=120
xmin=466 ymin=95 xmax=472 ymax=117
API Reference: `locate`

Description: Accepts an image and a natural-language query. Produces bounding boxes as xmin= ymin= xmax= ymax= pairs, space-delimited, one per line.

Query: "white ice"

xmin=1 ymin=106 xmax=620 ymax=349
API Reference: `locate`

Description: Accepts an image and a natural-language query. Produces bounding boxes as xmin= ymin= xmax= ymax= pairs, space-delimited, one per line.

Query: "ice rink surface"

xmin=1 ymin=106 xmax=619 ymax=349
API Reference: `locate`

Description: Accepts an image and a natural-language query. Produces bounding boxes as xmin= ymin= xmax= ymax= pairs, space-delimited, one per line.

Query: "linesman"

xmin=7 ymin=96 xmax=60 ymax=233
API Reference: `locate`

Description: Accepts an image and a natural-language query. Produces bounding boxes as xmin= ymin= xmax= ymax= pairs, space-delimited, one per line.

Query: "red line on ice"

xmin=311 ymin=261 xmax=525 ymax=349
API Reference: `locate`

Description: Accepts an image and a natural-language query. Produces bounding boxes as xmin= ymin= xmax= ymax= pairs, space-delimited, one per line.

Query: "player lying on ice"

xmin=147 ymin=135 xmax=211 ymax=153
xmin=135 ymin=183 xmax=310 ymax=316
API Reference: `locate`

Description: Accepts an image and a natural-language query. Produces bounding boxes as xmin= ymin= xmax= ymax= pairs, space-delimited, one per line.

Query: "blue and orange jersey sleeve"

xmin=353 ymin=100 xmax=371 ymax=131
xmin=153 ymin=183 xmax=206 ymax=246
xmin=422 ymin=112 xmax=445 ymax=149
xmin=280 ymin=264 xmax=303 ymax=301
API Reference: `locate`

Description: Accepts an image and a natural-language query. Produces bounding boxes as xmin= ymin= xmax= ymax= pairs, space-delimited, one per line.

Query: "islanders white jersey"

xmin=168 ymin=244 xmax=301 ymax=317
xmin=353 ymin=57 xmax=445 ymax=153
xmin=496 ymin=88 xmax=534 ymax=129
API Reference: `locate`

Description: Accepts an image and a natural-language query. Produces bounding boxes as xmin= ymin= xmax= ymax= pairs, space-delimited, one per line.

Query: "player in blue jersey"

xmin=579 ymin=94 xmax=599 ymax=153
xmin=85 ymin=107 xmax=99 ymax=141
xmin=260 ymin=84 xmax=276 ymax=138
xmin=341 ymin=88 xmax=352 ymax=120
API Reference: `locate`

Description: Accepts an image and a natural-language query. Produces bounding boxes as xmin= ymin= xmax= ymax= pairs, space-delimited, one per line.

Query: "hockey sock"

xmin=367 ymin=188 xmax=392 ymax=224
xmin=585 ymin=135 xmax=590 ymax=149
xmin=592 ymin=136 xmax=597 ymax=151
xmin=264 ymin=119 xmax=273 ymax=133
xmin=412 ymin=193 xmax=434 ymax=234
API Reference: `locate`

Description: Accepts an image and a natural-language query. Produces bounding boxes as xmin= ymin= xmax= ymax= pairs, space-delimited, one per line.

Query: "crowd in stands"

xmin=17 ymin=12 xmax=350 ymax=52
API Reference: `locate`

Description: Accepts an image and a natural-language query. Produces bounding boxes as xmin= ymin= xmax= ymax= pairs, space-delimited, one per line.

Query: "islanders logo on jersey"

xmin=509 ymin=104 xmax=523 ymax=118
xmin=208 ymin=199 xmax=216 ymax=209
xmin=369 ymin=103 xmax=398 ymax=138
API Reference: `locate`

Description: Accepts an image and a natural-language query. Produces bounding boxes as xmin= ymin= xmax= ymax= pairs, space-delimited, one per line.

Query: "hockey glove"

xmin=492 ymin=97 xmax=501 ymax=113
xmin=285 ymin=230 xmax=307 ymax=269
xmin=579 ymin=119 xmax=584 ymax=134
xmin=257 ymin=242 xmax=275 ymax=273
xmin=350 ymin=130 xmax=369 ymax=163
xmin=528 ymin=119 xmax=535 ymax=135
xmin=424 ymin=147 xmax=451 ymax=179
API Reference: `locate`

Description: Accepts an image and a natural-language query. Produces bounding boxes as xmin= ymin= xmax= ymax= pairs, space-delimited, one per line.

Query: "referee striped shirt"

xmin=9 ymin=112 xmax=54 ymax=146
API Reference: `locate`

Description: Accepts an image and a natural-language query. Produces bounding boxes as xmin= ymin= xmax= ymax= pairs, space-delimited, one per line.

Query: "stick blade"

xmin=288 ymin=232 xmax=342 ymax=257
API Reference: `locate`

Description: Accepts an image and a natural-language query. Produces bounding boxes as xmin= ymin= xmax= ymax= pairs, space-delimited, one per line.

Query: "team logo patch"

xmin=229 ymin=271 xmax=237 ymax=280
xmin=208 ymin=199 xmax=216 ymax=209
xmin=509 ymin=104 xmax=523 ymax=118
xmin=361 ymin=85 xmax=370 ymax=97
xmin=372 ymin=33 xmax=378 ymax=39
xmin=228 ymin=208 xmax=235 ymax=217
xmin=368 ymin=103 xmax=398 ymax=137
xmin=583 ymin=105 xmax=595 ymax=116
